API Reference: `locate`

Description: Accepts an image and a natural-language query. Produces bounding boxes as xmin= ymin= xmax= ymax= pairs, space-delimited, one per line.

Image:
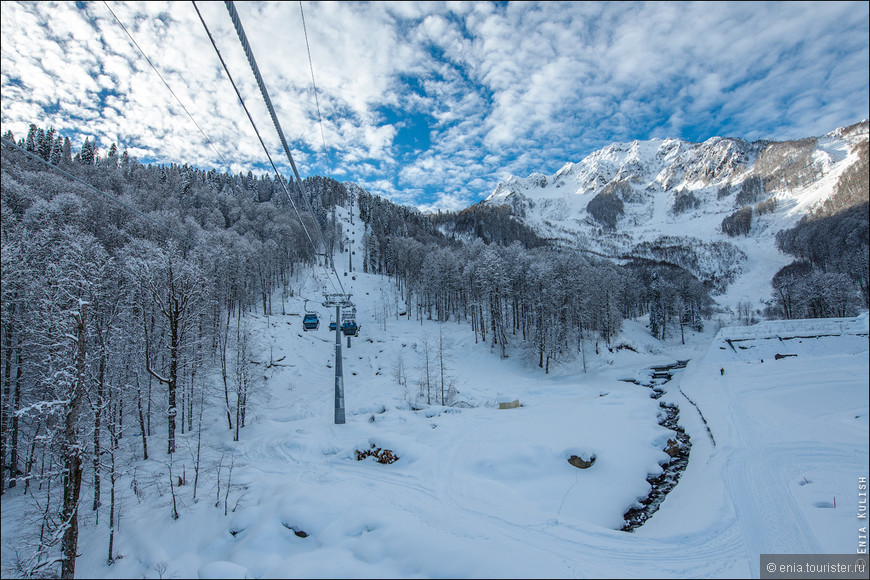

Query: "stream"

xmin=620 ymin=360 xmax=691 ymax=532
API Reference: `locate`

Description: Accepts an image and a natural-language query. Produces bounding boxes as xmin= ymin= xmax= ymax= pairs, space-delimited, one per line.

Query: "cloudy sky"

xmin=2 ymin=1 xmax=868 ymax=211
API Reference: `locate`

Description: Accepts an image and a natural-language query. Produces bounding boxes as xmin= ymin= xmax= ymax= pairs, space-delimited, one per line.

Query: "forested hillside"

xmin=0 ymin=125 xmax=345 ymax=576
xmin=772 ymin=139 xmax=869 ymax=318
xmin=356 ymin=189 xmax=715 ymax=356
xmin=1 ymin=121 xmax=867 ymax=577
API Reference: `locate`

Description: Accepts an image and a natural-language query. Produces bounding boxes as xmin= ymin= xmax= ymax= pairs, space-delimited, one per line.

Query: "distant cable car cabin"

xmin=302 ymin=300 xmax=320 ymax=331
xmin=341 ymin=320 xmax=360 ymax=337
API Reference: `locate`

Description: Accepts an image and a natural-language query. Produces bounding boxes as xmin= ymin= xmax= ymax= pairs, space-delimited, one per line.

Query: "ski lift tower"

xmin=322 ymin=293 xmax=353 ymax=424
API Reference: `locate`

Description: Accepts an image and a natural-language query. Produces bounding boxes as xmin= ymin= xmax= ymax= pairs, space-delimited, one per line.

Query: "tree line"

xmin=357 ymin=190 xmax=715 ymax=373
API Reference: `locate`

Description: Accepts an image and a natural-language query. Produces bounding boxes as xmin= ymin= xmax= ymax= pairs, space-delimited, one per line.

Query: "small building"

xmin=497 ymin=396 xmax=520 ymax=409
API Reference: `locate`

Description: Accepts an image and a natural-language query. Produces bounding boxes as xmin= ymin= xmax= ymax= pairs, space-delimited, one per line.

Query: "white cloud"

xmin=2 ymin=1 xmax=867 ymax=212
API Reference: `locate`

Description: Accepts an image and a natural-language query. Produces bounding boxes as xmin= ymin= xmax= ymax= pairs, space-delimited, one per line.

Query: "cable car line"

xmin=9 ymin=3 xmax=353 ymax=340
xmin=200 ymin=0 xmax=363 ymax=359
xmin=221 ymin=0 xmax=347 ymax=297
xmin=62 ymin=1 xmax=358 ymax=424
xmin=97 ymin=1 xmax=332 ymax=301
xmin=218 ymin=2 xmax=359 ymax=424
xmin=298 ymin=0 xmax=355 ymax=335
xmin=218 ymin=1 xmax=363 ymax=353
xmin=105 ymin=0 xmax=353 ymax=310
xmin=68 ymin=1 xmax=357 ymax=342
xmin=192 ymin=0 xmax=338 ymax=296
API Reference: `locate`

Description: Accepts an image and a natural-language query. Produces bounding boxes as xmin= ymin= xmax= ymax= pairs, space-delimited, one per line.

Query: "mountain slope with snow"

xmin=481 ymin=121 xmax=869 ymax=312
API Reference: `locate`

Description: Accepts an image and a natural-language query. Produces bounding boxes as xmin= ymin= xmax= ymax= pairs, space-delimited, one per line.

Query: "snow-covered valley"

xmin=2 ymin=165 xmax=869 ymax=579
xmin=1 ymin=2 xmax=867 ymax=574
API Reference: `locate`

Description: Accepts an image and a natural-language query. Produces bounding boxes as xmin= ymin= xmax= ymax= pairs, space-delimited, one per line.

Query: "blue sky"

xmin=2 ymin=1 xmax=868 ymax=212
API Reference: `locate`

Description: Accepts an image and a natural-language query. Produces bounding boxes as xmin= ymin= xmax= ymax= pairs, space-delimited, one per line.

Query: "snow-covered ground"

xmin=2 ymin=255 xmax=865 ymax=578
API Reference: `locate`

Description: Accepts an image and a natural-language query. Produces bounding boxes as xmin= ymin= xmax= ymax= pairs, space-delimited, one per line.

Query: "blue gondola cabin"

xmin=341 ymin=321 xmax=359 ymax=337
xmin=303 ymin=313 xmax=320 ymax=331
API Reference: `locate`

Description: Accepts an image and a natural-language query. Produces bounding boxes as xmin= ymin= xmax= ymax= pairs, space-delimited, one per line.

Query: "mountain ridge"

xmin=468 ymin=120 xmax=869 ymax=310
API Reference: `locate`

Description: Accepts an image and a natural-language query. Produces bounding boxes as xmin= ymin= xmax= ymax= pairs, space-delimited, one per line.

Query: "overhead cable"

xmin=192 ymin=0 xmax=338 ymax=295
xmin=299 ymin=1 xmax=332 ymax=178
xmin=104 ymin=1 xmax=330 ymax=291
xmin=221 ymin=0 xmax=347 ymax=296
xmin=102 ymin=0 xmax=233 ymax=171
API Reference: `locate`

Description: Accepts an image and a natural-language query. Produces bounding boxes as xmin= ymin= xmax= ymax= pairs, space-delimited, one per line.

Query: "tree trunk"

xmin=24 ymin=420 xmax=40 ymax=495
xmin=61 ymin=304 xmax=87 ymax=580
xmin=219 ymin=313 xmax=233 ymax=431
xmin=93 ymin=348 xmax=105 ymax=515
xmin=106 ymin=401 xmax=119 ymax=564
xmin=9 ymin=347 xmax=23 ymax=489
xmin=135 ymin=375 xmax=149 ymax=460
xmin=1 ymin=308 xmax=15 ymax=495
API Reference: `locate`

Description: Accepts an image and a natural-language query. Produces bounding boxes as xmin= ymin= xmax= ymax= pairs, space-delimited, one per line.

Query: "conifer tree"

xmin=79 ymin=137 xmax=95 ymax=165
xmin=62 ymin=136 xmax=72 ymax=165
xmin=35 ymin=128 xmax=45 ymax=159
xmin=39 ymin=127 xmax=55 ymax=161
xmin=106 ymin=143 xmax=118 ymax=167
xmin=50 ymin=135 xmax=63 ymax=165
xmin=25 ymin=123 xmax=37 ymax=152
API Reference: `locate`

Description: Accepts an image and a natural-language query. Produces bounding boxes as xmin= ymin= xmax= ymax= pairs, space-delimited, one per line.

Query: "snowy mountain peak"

xmin=480 ymin=121 xmax=869 ymax=310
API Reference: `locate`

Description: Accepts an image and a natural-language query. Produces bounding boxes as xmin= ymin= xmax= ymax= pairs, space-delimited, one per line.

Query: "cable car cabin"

xmin=340 ymin=305 xmax=359 ymax=337
xmin=329 ymin=320 xmax=337 ymax=331
xmin=302 ymin=299 xmax=320 ymax=331
xmin=341 ymin=320 xmax=359 ymax=337
xmin=302 ymin=313 xmax=320 ymax=331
